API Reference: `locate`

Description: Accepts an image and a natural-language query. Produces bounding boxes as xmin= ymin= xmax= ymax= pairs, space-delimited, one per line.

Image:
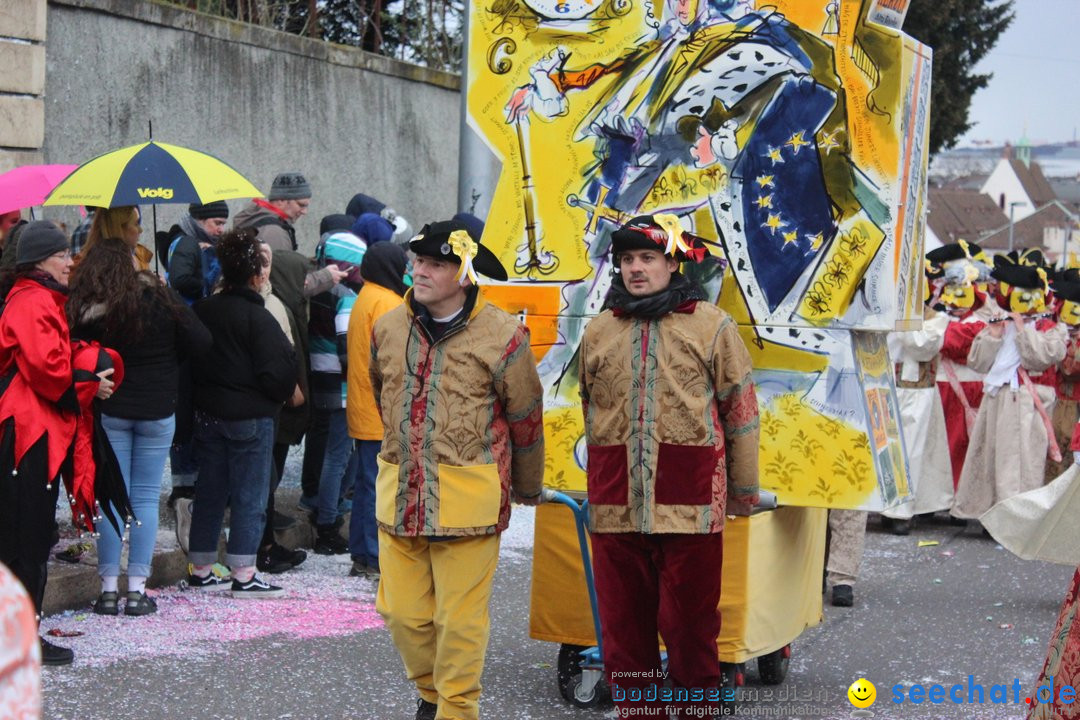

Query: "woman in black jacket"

xmin=68 ymin=236 xmax=211 ymax=616
xmin=187 ymin=229 xmax=297 ymax=598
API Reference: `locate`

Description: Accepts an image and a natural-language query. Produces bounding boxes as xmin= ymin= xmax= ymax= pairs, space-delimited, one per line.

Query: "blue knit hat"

xmin=352 ymin=213 xmax=394 ymax=246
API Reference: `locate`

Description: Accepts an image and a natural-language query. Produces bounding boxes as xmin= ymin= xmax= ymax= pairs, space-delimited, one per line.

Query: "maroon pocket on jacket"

xmin=587 ymin=444 xmax=629 ymax=506
xmin=655 ymin=442 xmax=718 ymax=505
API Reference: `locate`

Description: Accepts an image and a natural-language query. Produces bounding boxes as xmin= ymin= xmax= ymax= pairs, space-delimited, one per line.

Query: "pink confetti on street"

xmin=39 ymin=557 xmax=383 ymax=668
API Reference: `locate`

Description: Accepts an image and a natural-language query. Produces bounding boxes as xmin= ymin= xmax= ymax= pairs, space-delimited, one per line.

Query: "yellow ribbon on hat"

xmin=957 ymin=238 xmax=973 ymax=260
xmin=653 ymin=213 xmax=692 ymax=257
xmin=448 ymin=230 xmax=479 ymax=285
xmin=1037 ymin=266 xmax=1050 ymax=294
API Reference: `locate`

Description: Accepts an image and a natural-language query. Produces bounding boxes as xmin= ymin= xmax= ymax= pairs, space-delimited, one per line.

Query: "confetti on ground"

xmin=918 ymin=540 xmax=940 ymax=548
xmin=39 ymin=554 xmax=383 ymax=668
xmin=932 ymin=578 xmax=943 ymax=584
xmin=940 ymin=550 xmax=955 ymax=558
xmin=999 ymin=624 xmax=1013 ymax=630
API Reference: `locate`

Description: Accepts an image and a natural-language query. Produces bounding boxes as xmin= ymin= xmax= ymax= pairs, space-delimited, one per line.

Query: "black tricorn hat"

xmin=408 ymin=219 xmax=508 ymax=282
xmin=1053 ymin=280 xmax=1080 ymax=304
xmin=992 ymin=254 xmax=1044 ymax=289
xmin=1018 ymin=247 xmax=1048 ymax=268
xmin=1057 ymin=268 xmax=1080 ymax=284
xmin=611 ymin=214 xmax=709 ymax=263
xmin=926 ymin=241 xmax=983 ymax=266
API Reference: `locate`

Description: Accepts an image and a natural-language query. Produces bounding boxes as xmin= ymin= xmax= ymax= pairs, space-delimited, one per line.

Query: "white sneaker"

xmin=174 ymin=497 xmax=193 ymax=554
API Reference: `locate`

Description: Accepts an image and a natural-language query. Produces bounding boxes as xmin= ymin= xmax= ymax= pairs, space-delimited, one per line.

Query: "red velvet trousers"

xmin=592 ymin=531 xmax=725 ymax=718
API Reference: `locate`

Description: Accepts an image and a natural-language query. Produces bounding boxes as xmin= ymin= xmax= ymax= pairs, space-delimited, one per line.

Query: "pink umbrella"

xmin=0 ymin=164 xmax=79 ymax=215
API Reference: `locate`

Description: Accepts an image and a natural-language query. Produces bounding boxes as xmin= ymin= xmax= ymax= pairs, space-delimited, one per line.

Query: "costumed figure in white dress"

xmin=952 ymin=255 xmax=1067 ymax=519
xmin=928 ymin=241 xmax=1000 ymax=494
xmin=881 ymin=261 xmax=953 ymax=534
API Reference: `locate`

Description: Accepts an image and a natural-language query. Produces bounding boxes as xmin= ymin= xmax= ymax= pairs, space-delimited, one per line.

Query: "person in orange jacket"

xmin=345 ymin=241 xmax=409 ymax=579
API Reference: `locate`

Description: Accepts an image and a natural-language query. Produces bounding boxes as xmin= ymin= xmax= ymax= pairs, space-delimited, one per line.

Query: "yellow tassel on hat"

xmin=653 ymin=213 xmax=693 ymax=257
xmin=448 ymin=230 xmax=479 ymax=285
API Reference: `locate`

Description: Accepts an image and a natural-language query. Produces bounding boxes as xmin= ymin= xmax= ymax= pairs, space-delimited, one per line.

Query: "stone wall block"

xmin=0 ymin=96 xmax=45 ymax=149
xmin=0 ymin=0 xmax=47 ymax=41
xmin=0 ymin=41 xmax=46 ymax=94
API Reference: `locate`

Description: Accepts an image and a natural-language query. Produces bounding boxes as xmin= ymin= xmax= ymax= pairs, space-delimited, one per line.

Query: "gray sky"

xmin=956 ymin=0 xmax=1080 ymax=146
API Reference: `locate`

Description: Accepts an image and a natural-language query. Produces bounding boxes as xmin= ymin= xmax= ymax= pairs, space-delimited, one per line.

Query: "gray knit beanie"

xmin=268 ymin=172 xmax=312 ymax=201
xmin=16 ymin=221 xmax=70 ymax=265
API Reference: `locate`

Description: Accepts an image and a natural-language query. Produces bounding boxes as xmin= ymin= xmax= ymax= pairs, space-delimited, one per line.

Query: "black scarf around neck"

xmin=602 ymin=272 xmax=706 ymax=318
xmin=27 ymin=269 xmax=68 ymax=295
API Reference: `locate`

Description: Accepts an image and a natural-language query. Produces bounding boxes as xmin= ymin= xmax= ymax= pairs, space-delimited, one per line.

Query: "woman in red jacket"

xmin=0 ymin=221 xmax=115 ymax=666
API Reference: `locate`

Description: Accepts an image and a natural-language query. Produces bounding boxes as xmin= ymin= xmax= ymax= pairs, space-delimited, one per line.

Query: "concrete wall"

xmin=43 ymin=0 xmax=462 ymax=253
xmin=0 ymin=0 xmax=48 ymax=173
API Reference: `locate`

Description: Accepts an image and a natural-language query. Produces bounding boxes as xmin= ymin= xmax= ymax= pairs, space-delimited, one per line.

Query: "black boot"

xmin=40 ymin=637 xmax=74 ymax=666
xmin=831 ymin=584 xmax=854 ymax=607
xmin=415 ymin=698 xmax=437 ymax=720
xmin=258 ymin=542 xmax=308 ymax=573
xmin=314 ymin=524 xmax=349 ymax=555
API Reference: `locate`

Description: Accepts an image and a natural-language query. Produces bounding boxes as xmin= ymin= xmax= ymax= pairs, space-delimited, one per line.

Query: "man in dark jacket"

xmin=167 ymin=201 xmax=229 ymax=303
xmin=234 ymin=173 xmax=311 ymax=253
xmin=235 ymin=174 xmax=344 ymax=297
xmin=165 ymin=201 xmax=229 ymax=517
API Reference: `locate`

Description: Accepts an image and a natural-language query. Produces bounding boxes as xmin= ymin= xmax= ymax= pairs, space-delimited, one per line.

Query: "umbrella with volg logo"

xmin=43 ymin=140 xmax=262 ymax=208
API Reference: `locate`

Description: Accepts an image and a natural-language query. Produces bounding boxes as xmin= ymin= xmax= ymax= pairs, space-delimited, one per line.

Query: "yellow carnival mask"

xmin=1060 ymin=299 xmax=1080 ymax=328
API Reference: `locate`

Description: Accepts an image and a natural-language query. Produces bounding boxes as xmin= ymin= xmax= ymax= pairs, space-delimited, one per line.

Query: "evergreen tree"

xmin=320 ymin=0 xmax=383 ymax=52
xmin=903 ymin=0 xmax=1014 ymax=155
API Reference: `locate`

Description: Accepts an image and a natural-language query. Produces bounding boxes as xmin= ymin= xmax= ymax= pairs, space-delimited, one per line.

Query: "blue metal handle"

xmin=542 ymin=489 xmax=603 ymax=659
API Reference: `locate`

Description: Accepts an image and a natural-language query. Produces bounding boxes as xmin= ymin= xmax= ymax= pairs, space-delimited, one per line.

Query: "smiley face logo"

xmin=847 ymin=678 xmax=876 ymax=708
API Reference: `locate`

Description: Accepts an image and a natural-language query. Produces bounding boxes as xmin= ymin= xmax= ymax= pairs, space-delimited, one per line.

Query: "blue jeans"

xmin=188 ymin=412 xmax=274 ymax=569
xmin=170 ymin=438 xmax=199 ymax=487
xmin=97 ymin=414 xmax=175 ymax=578
xmin=349 ymin=440 xmax=381 ymax=564
xmin=316 ymin=409 xmax=354 ymax=525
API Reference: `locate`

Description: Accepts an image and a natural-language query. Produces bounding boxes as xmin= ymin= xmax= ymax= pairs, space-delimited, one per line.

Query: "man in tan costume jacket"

xmin=580 ymin=214 xmax=759 ymax=718
xmin=370 ymin=218 xmax=544 ymax=720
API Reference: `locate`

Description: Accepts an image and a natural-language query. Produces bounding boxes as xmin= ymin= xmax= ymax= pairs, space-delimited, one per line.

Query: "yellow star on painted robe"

xmin=755 ymin=194 xmax=773 ymax=209
xmin=785 ymin=131 xmax=810 ymax=155
xmin=783 ymin=230 xmax=799 ymax=245
xmin=756 ymin=174 xmax=775 ymax=188
xmin=819 ymin=129 xmax=841 ymax=154
xmin=807 ymin=232 xmax=824 ymax=250
xmin=763 ymin=213 xmax=786 ymax=234
xmin=765 ymin=146 xmax=785 ymax=165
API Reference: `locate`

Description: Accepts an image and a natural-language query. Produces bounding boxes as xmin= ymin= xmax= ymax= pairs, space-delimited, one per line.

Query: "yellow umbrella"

xmin=44 ymin=141 xmax=261 ymax=207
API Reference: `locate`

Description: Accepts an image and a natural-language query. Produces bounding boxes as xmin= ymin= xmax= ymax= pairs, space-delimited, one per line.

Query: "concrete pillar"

xmin=0 ymin=0 xmax=48 ymax=173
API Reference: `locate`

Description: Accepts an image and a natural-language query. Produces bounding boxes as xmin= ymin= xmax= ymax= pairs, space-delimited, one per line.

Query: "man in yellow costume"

xmin=370 ymin=218 xmax=545 ymax=720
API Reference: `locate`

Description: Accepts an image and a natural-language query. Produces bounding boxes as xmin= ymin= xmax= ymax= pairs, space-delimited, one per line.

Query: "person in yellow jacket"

xmin=370 ymin=218 xmax=545 ymax=720
xmin=346 ymin=242 xmax=409 ymax=579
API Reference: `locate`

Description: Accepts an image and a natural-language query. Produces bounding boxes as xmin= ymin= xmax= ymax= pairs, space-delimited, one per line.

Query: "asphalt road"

xmin=38 ymin=504 xmax=1073 ymax=720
